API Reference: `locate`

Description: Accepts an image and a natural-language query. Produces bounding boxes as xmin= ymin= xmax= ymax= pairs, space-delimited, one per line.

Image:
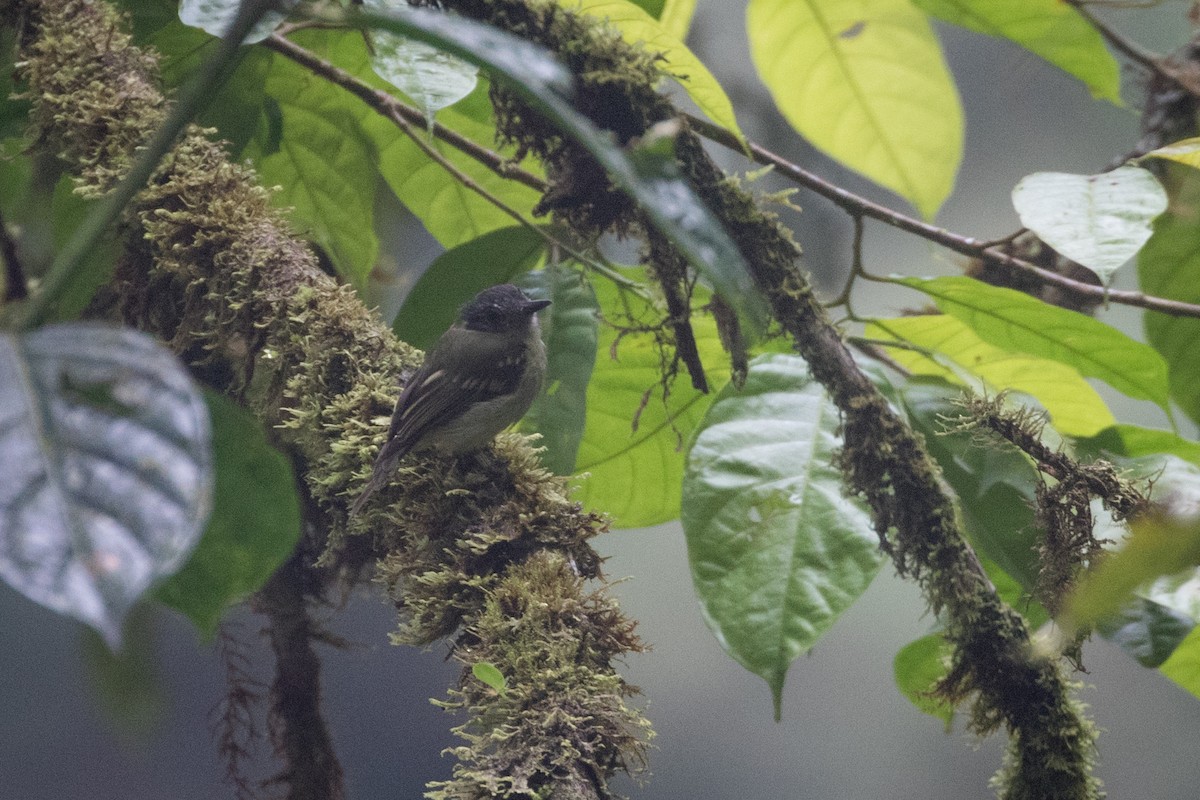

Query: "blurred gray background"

xmin=4 ymin=2 xmax=1200 ymax=799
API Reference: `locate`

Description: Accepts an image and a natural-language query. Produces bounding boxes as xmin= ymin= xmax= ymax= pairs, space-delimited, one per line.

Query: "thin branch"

xmin=686 ymin=113 xmax=1200 ymax=320
xmin=0 ymin=207 xmax=27 ymax=302
xmin=1065 ymin=0 xmax=1163 ymax=74
xmin=262 ymin=33 xmax=546 ymax=193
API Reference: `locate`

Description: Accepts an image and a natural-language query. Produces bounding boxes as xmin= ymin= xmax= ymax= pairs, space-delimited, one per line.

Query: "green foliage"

xmin=682 ymin=354 xmax=883 ymax=716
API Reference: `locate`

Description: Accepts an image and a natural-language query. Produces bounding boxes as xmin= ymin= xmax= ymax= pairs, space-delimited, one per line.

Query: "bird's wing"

xmin=386 ymin=325 xmax=528 ymax=446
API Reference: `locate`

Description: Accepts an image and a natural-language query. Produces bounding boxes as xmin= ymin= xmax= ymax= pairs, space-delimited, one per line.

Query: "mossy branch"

xmin=425 ymin=0 xmax=1102 ymax=796
xmin=0 ymin=1 xmax=648 ymax=798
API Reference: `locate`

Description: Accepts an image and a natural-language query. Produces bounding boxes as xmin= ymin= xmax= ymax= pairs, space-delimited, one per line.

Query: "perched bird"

xmin=349 ymin=284 xmax=551 ymax=517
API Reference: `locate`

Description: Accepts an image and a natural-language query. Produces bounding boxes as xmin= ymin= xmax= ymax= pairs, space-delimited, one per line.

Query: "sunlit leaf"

xmin=1142 ymin=137 xmax=1200 ymax=171
xmin=683 ymin=353 xmax=883 ymax=718
xmin=867 ymin=314 xmax=1115 ymax=436
xmin=573 ymin=269 xmax=728 ymax=527
xmin=899 ymin=276 xmax=1171 ymax=411
xmin=561 ymin=0 xmax=743 ymax=140
xmin=1012 ymin=166 xmax=1167 ymax=285
xmin=911 ymin=0 xmax=1120 ymax=104
xmin=659 ymin=0 xmax=698 ymax=41
xmin=746 ymin=0 xmax=962 ymax=218
xmin=0 ymin=324 xmax=212 ymax=647
xmin=1160 ymin=625 xmax=1200 ymax=699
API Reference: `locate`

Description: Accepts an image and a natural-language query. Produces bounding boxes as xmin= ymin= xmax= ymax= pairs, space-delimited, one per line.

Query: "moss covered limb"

xmin=2 ymin=1 xmax=649 ymax=797
xmin=433 ymin=1 xmax=1101 ymax=796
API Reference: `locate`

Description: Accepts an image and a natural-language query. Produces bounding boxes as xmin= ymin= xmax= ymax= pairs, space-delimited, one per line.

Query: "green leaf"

xmin=472 ymin=661 xmax=508 ymax=694
xmin=682 ymin=353 xmax=884 ymax=718
xmin=1095 ymin=598 xmax=1194 ymax=669
xmin=155 ymin=393 xmax=301 ymax=636
xmin=393 ymin=226 xmax=548 ymax=350
xmin=867 ymin=314 xmax=1115 ymax=437
xmin=50 ymin=176 xmax=119 ymax=321
xmin=898 ymin=276 xmax=1171 ymax=411
xmin=1160 ymin=625 xmax=1200 ymax=699
xmin=659 ymin=0 xmax=698 ymax=41
xmin=242 ymin=30 xmax=380 ymax=286
xmin=364 ymin=0 xmax=477 ymax=121
xmin=81 ymin=606 xmax=165 ymax=737
xmin=565 ymin=0 xmax=744 ymax=141
xmin=893 ymin=634 xmax=954 ymax=727
xmin=746 ymin=0 xmax=963 ymax=219
xmin=1012 ymin=166 xmax=1167 ymax=285
xmin=1139 ymin=168 xmax=1200 ymax=424
xmin=1141 ymin=137 xmax=1200 ymax=171
xmin=518 ymin=264 xmax=600 ymax=475
xmin=353 ymin=5 xmax=769 ymax=337
xmin=1075 ymin=424 xmax=1200 ymax=468
xmin=573 ymin=270 xmax=728 ymax=527
xmin=366 ymin=80 xmax=544 ymax=248
xmin=911 ymin=0 xmax=1120 ymax=104
xmin=0 ymin=324 xmax=213 ymax=648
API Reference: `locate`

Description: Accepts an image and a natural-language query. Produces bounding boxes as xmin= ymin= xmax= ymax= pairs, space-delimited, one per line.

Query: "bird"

xmin=349 ymin=284 xmax=551 ymax=517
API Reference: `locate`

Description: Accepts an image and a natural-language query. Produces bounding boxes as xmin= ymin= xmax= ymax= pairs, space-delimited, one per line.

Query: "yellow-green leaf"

xmin=866 ymin=314 xmax=1115 ymax=436
xmin=911 ymin=0 xmax=1120 ymax=104
xmin=746 ymin=0 xmax=963 ymax=219
xmin=659 ymin=0 xmax=697 ymax=41
xmin=560 ymin=0 xmax=744 ymax=141
xmin=1142 ymin=137 xmax=1200 ymax=172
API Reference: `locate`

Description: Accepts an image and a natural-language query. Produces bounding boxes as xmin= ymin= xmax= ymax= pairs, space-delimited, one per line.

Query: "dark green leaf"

xmin=518 ymin=264 xmax=599 ymax=475
xmin=155 ymin=392 xmax=301 ymax=636
xmin=1095 ymin=598 xmax=1194 ymax=668
xmin=50 ymin=176 xmax=118 ymax=321
xmin=0 ymin=324 xmax=213 ymax=647
xmin=893 ymin=633 xmax=954 ymax=727
xmin=683 ymin=353 xmax=883 ymax=718
xmin=1075 ymin=423 xmax=1200 ymax=467
xmin=393 ymin=226 xmax=547 ymax=350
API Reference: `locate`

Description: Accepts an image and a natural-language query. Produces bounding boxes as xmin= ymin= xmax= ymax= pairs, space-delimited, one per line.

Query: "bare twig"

xmin=685 ymin=113 xmax=1200 ymax=320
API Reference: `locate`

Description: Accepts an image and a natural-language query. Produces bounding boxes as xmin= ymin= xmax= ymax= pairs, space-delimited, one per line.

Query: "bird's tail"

xmin=347 ymin=438 xmax=409 ymax=517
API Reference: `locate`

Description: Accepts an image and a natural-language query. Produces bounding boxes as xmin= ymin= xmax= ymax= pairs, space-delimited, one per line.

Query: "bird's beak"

xmin=524 ymin=299 xmax=552 ymax=313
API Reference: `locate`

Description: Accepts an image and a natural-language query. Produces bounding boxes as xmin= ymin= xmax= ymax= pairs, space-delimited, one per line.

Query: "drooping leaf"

xmin=155 ymin=392 xmax=301 ymax=636
xmin=364 ymin=0 xmax=477 ymax=121
xmin=911 ymin=0 xmax=1120 ymax=104
xmin=867 ymin=314 xmax=1115 ymax=437
xmin=353 ymin=5 xmax=769 ymax=338
xmin=0 ymin=324 xmax=212 ymax=647
xmin=746 ymin=0 xmax=963 ymax=219
xmin=1160 ymin=625 xmax=1200 ymax=699
xmin=893 ymin=633 xmax=954 ymax=727
xmin=178 ymin=0 xmax=290 ymax=44
xmin=572 ymin=269 xmax=727 ymax=526
xmin=393 ymin=226 xmax=548 ymax=350
xmin=562 ymin=0 xmax=743 ymax=141
xmin=1139 ymin=167 xmax=1200 ymax=425
xmin=899 ymin=276 xmax=1171 ymax=411
xmin=518 ymin=264 xmax=599 ymax=475
xmin=682 ymin=353 xmax=883 ymax=718
xmin=1012 ymin=166 xmax=1168 ymax=285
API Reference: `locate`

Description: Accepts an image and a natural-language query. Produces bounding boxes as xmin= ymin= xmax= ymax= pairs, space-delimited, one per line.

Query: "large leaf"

xmin=352 ymin=4 xmax=770 ymax=338
xmin=561 ymin=0 xmax=744 ymax=140
xmin=899 ymin=276 xmax=1171 ymax=411
xmin=573 ymin=270 xmax=728 ymax=527
xmin=746 ymin=0 xmax=962 ymax=218
xmin=893 ymin=633 xmax=954 ymax=727
xmin=1012 ymin=166 xmax=1167 ymax=285
xmin=518 ymin=264 xmax=600 ymax=475
xmin=659 ymin=0 xmax=698 ymax=41
xmin=394 ymin=226 xmax=548 ymax=349
xmin=1139 ymin=167 xmax=1200 ymax=424
xmin=155 ymin=393 xmax=301 ymax=636
xmin=242 ymin=30 xmax=380 ymax=286
xmin=911 ymin=0 xmax=1120 ymax=104
xmin=682 ymin=353 xmax=883 ymax=717
xmin=867 ymin=314 xmax=1115 ymax=436
xmin=0 ymin=324 xmax=212 ymax=647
